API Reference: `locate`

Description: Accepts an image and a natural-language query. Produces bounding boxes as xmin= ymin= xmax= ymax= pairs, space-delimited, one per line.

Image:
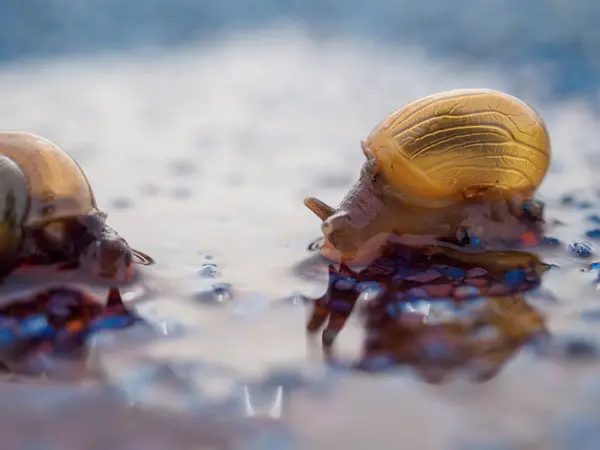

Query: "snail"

xmin=0 ymin=131 xmax=154 ymax=282
xmin=304 ymin=88 xmax=551 ymax=263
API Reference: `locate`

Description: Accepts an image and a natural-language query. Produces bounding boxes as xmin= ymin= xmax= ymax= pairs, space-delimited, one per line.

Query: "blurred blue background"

xmin=2 ymin=0 xmax=599 ymax=97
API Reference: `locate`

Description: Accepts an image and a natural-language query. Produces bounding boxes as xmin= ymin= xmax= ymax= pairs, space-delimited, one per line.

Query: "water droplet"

xmin=542 ymin=236 xmax=562 ymax=247
xmin=171 ymin=187 xmax=191 ymax=199
xmin=587 ymin=214 xmax=600 ymax=225
xmin=281 ymin=292 xmax=308 ymax=306
xmin=194 ymin=283 xmax=233 ymax=305
xmin=111 ymin=197 xmax=134 ymax=210
xmin=561 ymin=194 xmax=576 ymax=205
xmin=168 ymin=159 xmax=196 ymax=176
xmin=197 ymin=263 xmax=218 ymax=278
xmin=140 ymin=184 xmax=160 ymax=196
xmin=569 ymin=242 xmax=593 ymax=259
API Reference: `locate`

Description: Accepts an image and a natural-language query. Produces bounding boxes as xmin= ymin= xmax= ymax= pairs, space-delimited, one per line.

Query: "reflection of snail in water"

xmin=359 ymin=293 xmax=548 ymax=383
xmin=0 ymin=287 xmax=140 ymax=380
xmin=304 ymin=89 xmax=551 ymax=263
xmin=0 ymin=132 xmax=154 ymax=282
xmin=305 ymin=244 xmax=551 ymax=382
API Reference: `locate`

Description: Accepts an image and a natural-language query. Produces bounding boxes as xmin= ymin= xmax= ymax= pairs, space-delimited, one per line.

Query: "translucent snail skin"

xmin=304 ymin=89 xmax=551 ymax=263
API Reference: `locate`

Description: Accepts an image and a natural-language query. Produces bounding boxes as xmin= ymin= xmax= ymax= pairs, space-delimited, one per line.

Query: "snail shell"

xmin=0 ymin=132 xmax=100 ymax=265
xmin=0 ymin=131 xmax=154 ymax=279
xmin=365 ymin=88 xmax=551 ymax=205
xmin=304 ymin=89 xmax=551 ymax=262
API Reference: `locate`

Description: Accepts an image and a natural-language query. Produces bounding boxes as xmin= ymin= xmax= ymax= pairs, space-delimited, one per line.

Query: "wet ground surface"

xmin=2 ymin=26 xmax=600 ymax=450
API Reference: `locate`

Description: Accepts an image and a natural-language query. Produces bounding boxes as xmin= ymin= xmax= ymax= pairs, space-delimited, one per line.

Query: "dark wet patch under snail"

xmin=302 ymin=240 xmax=554 ymax=382
xmin=0 ymin=256 xmax=167 ymax=382
xmin=0 ymin=285 xmax=142 ymax=380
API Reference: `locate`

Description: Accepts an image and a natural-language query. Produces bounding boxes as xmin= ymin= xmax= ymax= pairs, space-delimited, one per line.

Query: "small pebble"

xmin=453 ymin=285 xmax=480 ymax=299
xmin=171 ymin=187 xmax=191 ymax=199
xmin=438 ymin=267 xmax=465 ymax=279
xmin=587 ymin=214 xmax=600 ymax=225
xmin=367 ymin=258 xmax=395 ymax=276
xmin=406 ymin=287 xmax=428 ymax=299
xmin=466 ymin=268 xmax=487 ymax=278
xmin=586 ymin=229 xmax=600 ymax=240
xmin=568 ymin=242 xmax=593 ymax=258
xmin=465 ymin=278 xmax=488 ymax=287
xmin=424 ymin=283 xmax=453 ymax=298
xmin=405 ymin=270 xmax=442 ymax=283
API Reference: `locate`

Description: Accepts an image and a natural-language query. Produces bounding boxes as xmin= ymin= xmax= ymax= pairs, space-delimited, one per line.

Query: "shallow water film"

xmin=3 ymin=2 xmax=600 ymax=450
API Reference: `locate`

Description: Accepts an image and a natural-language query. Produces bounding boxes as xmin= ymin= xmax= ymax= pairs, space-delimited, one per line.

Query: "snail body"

xmin=0 ymin=131 xmax=154 ymax=281
xmin=304 ymin=89 xmax=551 ymax=262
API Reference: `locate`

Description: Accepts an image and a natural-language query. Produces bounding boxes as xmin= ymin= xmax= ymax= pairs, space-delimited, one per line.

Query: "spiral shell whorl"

xmin=365 ymin=89 xmax=551 ymax=204
xmin=0 ymin=132 xmax=99 ymax=228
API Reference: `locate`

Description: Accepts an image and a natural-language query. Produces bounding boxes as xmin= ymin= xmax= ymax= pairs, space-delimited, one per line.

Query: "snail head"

xmin=304 ymin=145 xmax=392 ymax=262
xmin=32 ymin=212 xmax=154 ymax=283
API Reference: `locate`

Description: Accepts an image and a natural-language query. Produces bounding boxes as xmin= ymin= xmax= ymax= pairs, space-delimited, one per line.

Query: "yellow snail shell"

xmin=304 ymin=88 xmax=551 ymax=262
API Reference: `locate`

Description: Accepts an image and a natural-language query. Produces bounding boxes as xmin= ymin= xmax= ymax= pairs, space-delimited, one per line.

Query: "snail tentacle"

xmin=304 ymin=197 xmax=335 ymax=221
